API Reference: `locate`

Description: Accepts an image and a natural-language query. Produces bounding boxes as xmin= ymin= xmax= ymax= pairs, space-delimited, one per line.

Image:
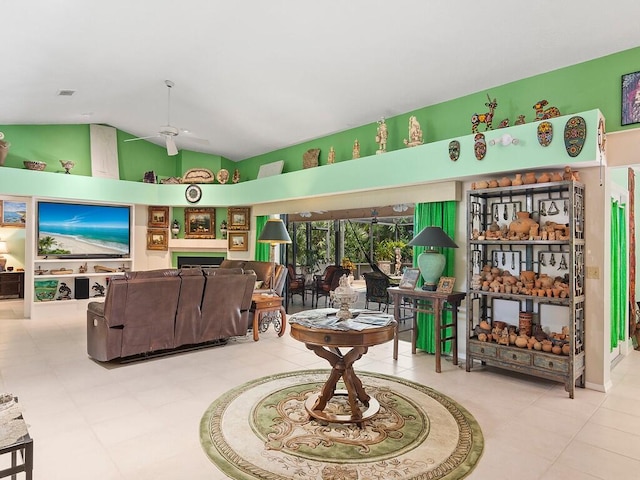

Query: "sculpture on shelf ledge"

xmin=59 ymin=160 xmax=75 ymax=174
xmin=352 ymin=139 xmax=360 ymax=159
xmin=533 ymin=100 xmax=561 ymax=121
xmin=328 ymin=146 xmax=336 ymax=164
xmin=171 ymin=219 xmax=180 ymax=238
xmin=92 ymin=282 xmax=105 ymax=297
xmin=375 ymin=117 xmax=388 ymax=154
xmin=57 ymin=282 xmax=72 ymax=300
xmin=403 ymin=116 xmax=424 ymax=147
xmin=232 ymin=169 xmax=240 ymax=184
xmin=471 ymin=94 xmax=498 ymax=133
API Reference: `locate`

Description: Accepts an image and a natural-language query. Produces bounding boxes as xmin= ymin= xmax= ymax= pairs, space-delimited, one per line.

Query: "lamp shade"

xmin=0 ymin=241 xmax=8 ymax=255
xmin=258 ymin=218 xmax=292 ymax=244
xmin=408 ymin=226 xmax=457 ymax=290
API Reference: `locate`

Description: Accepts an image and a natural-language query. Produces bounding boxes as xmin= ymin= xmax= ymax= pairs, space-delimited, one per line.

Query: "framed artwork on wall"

xmin=228 ymin=207 xmax=250 ymax=231
xmin=436 ymin=276 xmax=455 ymax=294
xmin=184 ymin=208 xmax=215 ymax=239
xmin=146 ymin=229 xmax=168 ymax=250
xmin=147 ymin=206 xmax=169 ymax=228
xmin=228 ymin=231 xmax=248 ymax=251
xmin=1 ymin=201 xmax=27 ymax=227
xmin=398 ymin=268 xmax=420 ymax=290
xmin=622 ymin=70 xmax=640 ymax=126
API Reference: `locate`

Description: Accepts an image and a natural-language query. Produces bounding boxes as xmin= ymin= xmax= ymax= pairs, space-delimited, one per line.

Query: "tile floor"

xmin=1 ymin=297 xmax=640 ymax=479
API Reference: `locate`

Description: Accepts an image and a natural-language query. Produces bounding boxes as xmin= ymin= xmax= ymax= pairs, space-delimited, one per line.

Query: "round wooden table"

xmin=290 ymin=319 xmax=395 ymax=427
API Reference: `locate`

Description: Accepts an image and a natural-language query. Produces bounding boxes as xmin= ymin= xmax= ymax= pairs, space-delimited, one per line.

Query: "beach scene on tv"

xmin=37 ymin=202 xmax=130 ymax=257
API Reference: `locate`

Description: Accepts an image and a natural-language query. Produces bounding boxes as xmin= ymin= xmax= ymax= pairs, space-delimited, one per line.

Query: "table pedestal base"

xmin=305 ymin=390 xmax=380 ymax=428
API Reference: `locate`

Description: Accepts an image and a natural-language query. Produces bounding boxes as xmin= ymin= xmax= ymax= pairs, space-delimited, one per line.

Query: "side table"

xmin=251 ymin=294 xmax=286 ymax=341
xmin=0 ymin=397 xmax=33 ymax=480
xmin=387 ymin=287 xmax=466 ymax=373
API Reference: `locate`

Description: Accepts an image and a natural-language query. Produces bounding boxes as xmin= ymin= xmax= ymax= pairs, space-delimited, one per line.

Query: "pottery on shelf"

xmin=537 ymin=172 xmax=550 ymax=183
xmin=498 ymin=176 xmax=512 ymax=187
xmin=509 ymin=211 xmax=537 ymax=236
xmin=24 ymin=160 xmax=47 ymax=171
xmin=523 ymin=172 xmax=537 ymax=184
xmin=512 ymin=173 xmax=523 ymax=186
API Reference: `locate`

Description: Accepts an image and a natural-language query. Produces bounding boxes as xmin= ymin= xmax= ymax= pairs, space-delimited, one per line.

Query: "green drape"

xmin=413 ymin=201 xmax=457 ymax=353
xmin=254 ymin=215 xmax=270 ymax=261
xmin=611 ymin=200 xmax=627 ymax=350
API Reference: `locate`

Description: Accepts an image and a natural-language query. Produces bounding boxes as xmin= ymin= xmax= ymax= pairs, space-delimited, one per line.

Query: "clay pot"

xmin=518 ymin=312 xmax=532 ymax=336
xmin=550 ymin=171 xmax=563 ymax=182
xmin=537 ymin=172 xmax=550 ymax=183
xmin=509 ymin=211 xmax=537 ymax=236
xmin=533 ymin=341 xmax=542 ymax=351
xmin=542 ymin=342 xmax=553 ymax=353
xmin=520 ymin=270 xmax=535 ymax=283
xmin=512 ymin=173 xmax=523 ymax=186
xmin=562 ymin=344 xmax=571 ymax=355
xmin=488 ymin=179 xmax=499 ymax=188
xmin=552 ymin=345 xmax=562 ymax=355
xmin=475 ymin=180 xmax=488 ymax=189
xmin=498 ymin=176 xmax=512 ymax=187
xmin=538 ymin=274 xmax=553 ymax=289
xmin=515 ymin=336 xmax=528 ymax=348
xmin=523 ymin=172 xmax=537 ymax=184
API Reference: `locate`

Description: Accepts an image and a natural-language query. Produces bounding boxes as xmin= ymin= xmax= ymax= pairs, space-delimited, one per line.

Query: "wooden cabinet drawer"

xmin=469 ymin=342 xmax=497 ymax=358
xmin=499 ymin=348 xmax=532 ymax=366
xmin=533 ymin=354 xmax=569 ymax=373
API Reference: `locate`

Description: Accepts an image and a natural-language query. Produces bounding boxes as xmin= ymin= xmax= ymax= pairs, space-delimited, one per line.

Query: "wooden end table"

xmin=290 ymin=318 xmax=395 ymax=427
xmin=387 ymin=287 xmax=466 ymax=373
xmin=251 ymin=293 xmax=286 ymax=341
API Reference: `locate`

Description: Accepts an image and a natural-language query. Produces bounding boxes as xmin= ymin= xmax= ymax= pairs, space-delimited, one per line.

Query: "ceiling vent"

xmin=56 ymin=89 xmax=76 ymax=96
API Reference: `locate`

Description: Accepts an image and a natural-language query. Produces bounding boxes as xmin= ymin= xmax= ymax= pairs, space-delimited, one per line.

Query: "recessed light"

xmin=57 ymin=89 xmax=76 ymax=96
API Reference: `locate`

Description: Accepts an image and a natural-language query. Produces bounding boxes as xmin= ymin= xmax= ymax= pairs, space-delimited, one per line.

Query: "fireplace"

xmin=177 ymin=256 xmax=224 ymax=268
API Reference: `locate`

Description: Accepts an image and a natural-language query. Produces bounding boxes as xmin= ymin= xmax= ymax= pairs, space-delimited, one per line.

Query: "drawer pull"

xmin=324 ymin=335 xmax=331 ymax=343
xmin=548 ymin=362 xmax=554 ymax=368
xmin=512 ymin=354 xmax=517 ymax=360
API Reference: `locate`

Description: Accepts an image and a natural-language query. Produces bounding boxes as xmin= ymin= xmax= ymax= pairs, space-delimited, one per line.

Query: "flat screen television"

xmin=37 ymin=201 xmax=131 ymax=258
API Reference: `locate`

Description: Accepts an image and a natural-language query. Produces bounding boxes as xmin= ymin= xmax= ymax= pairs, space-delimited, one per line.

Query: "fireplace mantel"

xmin=169 ymin=238 xmax=227 ymax=252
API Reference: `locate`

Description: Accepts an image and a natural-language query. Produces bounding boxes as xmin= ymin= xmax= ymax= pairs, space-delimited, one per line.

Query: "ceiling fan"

xmin=124 ymin=79 xmax=181 ymax=156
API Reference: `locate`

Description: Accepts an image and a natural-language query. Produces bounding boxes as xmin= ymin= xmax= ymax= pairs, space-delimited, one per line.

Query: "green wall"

xmin=1 ymin=45 xmax=638 ymax=185
xmin=236 ymin=46 xmax=640 ymax=179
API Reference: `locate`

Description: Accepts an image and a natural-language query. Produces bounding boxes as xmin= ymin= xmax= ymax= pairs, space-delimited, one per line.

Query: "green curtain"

xmin=610 ymin=200 xmax=627 ymax=350
xmin=413 ymin=201 xmax=457 ymax=353
xmin=254 ymin=215 xmax=270 ymax=261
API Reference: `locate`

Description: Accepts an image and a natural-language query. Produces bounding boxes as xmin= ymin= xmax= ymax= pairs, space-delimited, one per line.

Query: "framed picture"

xmin=146 ymin=229 xmax=168 ymax=250
xmin=622 ymin=71 xmax=640 ymax=126
xmin=436 ymin=276 xmax=455 ymax=294
xmin=398 ymin=268 xmax=420 ymax=289
xmin=147 ymin=206 xmax=169 ymax=228
xmin=1 ymin=201 xmax=27 ymax=227
xmin=228 ymin=231 xmax=248 ymax=251
xmin=184 ymin=208 xmax=215 ymax=239
xmin=228 ymin=207 xmax=250 ymax=231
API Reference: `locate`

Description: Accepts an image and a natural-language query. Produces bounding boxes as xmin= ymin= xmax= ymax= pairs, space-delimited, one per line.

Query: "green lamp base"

xmin=417 ymin=250 xmax=445 ymax=291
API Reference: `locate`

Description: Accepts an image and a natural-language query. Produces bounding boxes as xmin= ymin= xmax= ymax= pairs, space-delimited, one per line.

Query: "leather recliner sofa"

xmin=219 ymin=259 xmax=286 ymax=296
xmin=86 ymin=267 xmax=256 ymax=361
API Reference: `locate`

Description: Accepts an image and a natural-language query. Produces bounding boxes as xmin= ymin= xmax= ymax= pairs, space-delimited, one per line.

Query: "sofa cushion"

xmin=125 ymin=268 xmax=179 ymax=280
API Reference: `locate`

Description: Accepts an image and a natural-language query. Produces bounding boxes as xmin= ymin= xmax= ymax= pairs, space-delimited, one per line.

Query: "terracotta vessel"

xmin=512 ymin=173 xmax=523 ymax=186
xmin=537 ymin=172 xmax=550 ymax=183
xmin=509 ymin=211 xmax=537 ymax=236
xmin=498 ymin=176 xmax=512 ymax=187
xmin=550 ymin=171 xmax=563 ymax=182
xmin=523 ymin=172 xmax=537 ymax=184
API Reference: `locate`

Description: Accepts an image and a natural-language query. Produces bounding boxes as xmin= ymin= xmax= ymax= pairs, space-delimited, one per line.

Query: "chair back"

xmin=363 ymin=271 xmax=391 ymax=303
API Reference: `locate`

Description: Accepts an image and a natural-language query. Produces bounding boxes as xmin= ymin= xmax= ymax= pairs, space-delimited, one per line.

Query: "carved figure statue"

xmin=352 ymin=139 xmax=360 ymax=159
xmin=471 ymin=94 xmax=498 ymax=133
xmin=403 ymin=116 xmax=424 ymax=147
xmin=533 ymin=100 xmax=561 ymax=121
xmin=375 ymin=118 xmax=388 ymax=154
xmin=328 ymin=146 xmax=336 ymax=164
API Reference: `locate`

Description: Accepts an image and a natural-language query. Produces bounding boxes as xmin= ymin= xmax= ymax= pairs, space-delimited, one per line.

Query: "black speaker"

xmin=75 ymin=277 xmax=90 ymax=299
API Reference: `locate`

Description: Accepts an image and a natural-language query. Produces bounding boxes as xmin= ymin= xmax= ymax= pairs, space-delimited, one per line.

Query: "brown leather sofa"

xmin=86 ymin=267 xmax=256 ymax=361
xmin=219 ymin=259 xmax=286 ymax=296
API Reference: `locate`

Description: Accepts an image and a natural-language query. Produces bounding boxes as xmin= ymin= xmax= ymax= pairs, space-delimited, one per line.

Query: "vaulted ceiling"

xmin=3 ymin=1 xmax=640 ymax=161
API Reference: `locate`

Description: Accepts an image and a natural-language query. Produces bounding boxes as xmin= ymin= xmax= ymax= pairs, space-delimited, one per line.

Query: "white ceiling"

xmin=3 ymin=1 xmax=640 ymax=161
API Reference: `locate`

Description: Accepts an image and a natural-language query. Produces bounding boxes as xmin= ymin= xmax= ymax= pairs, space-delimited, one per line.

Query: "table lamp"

xmin=0 ymin=240 xmax=8 ymax=271
xmin=407 ymin=226 xmax=458 ymax=291
xmin=258 ymin=218 xmax=292 ymax=294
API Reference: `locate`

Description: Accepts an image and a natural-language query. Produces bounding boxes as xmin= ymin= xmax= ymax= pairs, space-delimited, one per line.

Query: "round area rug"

xmin=200 ymin=369 xmax=483 ymax=480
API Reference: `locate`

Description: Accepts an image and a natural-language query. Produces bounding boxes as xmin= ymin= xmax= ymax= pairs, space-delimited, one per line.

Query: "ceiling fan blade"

xmin=165 ymin=135 xmax=178 ymax=156
xmin=124 ymin=135 xmax=159 ymax=142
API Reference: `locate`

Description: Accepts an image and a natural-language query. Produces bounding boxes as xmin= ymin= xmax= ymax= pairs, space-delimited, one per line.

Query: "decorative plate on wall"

xmin=185 ymin=184 xmax=202 ymax=203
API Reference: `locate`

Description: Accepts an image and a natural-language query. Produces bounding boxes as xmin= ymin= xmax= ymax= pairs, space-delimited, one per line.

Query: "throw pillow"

xmin=254 ymin=280 xmax=263 ymax=290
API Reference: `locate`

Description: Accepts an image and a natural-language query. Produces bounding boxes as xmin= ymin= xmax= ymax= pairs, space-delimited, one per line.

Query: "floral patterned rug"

xmin=200 ymin=369 xmax=483 ymax=480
